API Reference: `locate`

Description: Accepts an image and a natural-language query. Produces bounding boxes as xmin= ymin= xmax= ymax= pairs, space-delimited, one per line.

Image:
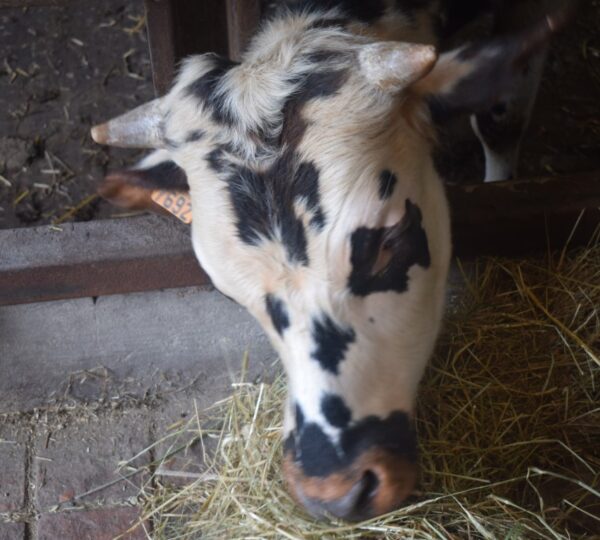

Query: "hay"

xmin=131 ymin=241 xmax=600 ymax=539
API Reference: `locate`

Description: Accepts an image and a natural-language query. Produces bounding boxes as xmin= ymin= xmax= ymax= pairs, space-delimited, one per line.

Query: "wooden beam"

xmin=447 ymin=171 xmax=600 ymax=257
xmin=144 ymin=0 xmax=176 ymax=97
xmin=0 ymin=0 xmax=72 ymax=6
xmin=1 ymin=172 xmax=598 ymax=306
xmin=144 ymin=0 xmax=229 ymax=96
xmin=226 ymin=0 xmax=261 ymax=61
xmin=0 ymin=215 xmax=208 ymax=306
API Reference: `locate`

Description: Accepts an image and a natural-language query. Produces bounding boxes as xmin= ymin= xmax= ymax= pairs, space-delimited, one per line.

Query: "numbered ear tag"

xmin=151 ymin=190 xmax=193 ymax=224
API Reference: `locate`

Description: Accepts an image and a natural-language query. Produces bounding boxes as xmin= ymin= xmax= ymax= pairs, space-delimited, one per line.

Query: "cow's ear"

xmin=413 ymin=6 xmax=573 ymax=118
xmin=98 ymin=152 xmax=189 ymax=212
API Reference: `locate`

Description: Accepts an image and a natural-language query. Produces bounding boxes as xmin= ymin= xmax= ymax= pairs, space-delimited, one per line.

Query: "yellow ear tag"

xmin=151 ymin=190 xmax=193 ymax=224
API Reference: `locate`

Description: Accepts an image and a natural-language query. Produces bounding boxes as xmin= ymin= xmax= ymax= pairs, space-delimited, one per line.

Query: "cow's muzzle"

xmin=283 ymin=447 xmax=417 ymax=521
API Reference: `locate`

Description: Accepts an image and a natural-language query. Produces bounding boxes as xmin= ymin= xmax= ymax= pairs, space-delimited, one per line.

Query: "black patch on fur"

xmin=186 ymin=55 xmax=239 ymax=126
xmin=298 ymin=69 xmax=349 ymax=103
xmin=304 ymin=49 xmax=350 ymax=65
xmin=266 ymin=294 xmax=290 ymax=336
xmin=295 ymin=423 xmax=342 ymax=477
xmin=321 ymin=394 xmax=352 ymax=428
xmin=311 ymin=314 xmax=356 ymax=374
xmin=294 ymin=161 xmax=326 ymax=230
xmin=281 ymin=68 xmax=348 ymax=147
xmin=289 ymin=411 xmax=417 ymax=477
xmin=129 ymin=161 xmax=189 ymax=191
xmin=349 ymin=199 xmax=430 ymax=297
xmin=308 ymin=17 xmax=349 ymax=30
xmin=208 ymin=147 xmax=326 ymax=265
xmin=340 ymin=411 xmax=417 ymax=462
xmin=206 ymin=144 xmax=233 ymax=174
xmin=378 ymin=170 xmax=397 ymax=200
xmin=296 ymin=403 xmax=305 ymax=432
xmin=186 ymin=129 xmax=205 ymax=143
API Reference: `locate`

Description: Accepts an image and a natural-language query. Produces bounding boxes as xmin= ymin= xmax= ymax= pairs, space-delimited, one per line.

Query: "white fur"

xmin=157 ymin=6 xmax=451 ymax=439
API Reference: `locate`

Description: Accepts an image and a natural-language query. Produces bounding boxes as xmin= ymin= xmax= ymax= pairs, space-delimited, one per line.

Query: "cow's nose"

xmin=283 ymin=448 xmax=417 ymax=521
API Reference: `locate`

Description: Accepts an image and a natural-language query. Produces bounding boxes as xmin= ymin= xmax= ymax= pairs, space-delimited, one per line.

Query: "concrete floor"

xmin=0 ymin=287 xmax=275 ymax=539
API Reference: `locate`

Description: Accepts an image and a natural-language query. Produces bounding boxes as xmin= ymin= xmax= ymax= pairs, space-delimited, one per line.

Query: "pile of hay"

xmin=131 ymin=241 xmax=599 ymax=539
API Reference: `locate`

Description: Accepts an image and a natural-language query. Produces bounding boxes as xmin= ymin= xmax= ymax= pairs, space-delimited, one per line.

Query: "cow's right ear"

xmin=412 ymin=5 xmax=574 ymax=118
xmin=98 ymin=151 xmax=189 ymax=212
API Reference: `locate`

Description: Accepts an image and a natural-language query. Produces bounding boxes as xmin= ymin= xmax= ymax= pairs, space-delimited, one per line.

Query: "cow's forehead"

xmin=158 ymin=5 xmax=449 ymax=422
xmin=162 ymin=12 xmax=435 ymax=303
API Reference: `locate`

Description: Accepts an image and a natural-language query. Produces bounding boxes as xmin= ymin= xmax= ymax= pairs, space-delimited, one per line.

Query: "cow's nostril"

xmin=311 ymin=470 xmax=381 ymax=521
xmin=354 ymin=469 xmax=379 ymax=510
xmin=284 ymin=446 xmax=418 ymax=521
xmin=315 ymin=471 xmax=379 ymax=521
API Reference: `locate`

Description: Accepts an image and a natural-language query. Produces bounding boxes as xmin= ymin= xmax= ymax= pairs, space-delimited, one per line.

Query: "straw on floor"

xmin=127 ymin=240 xmax=600 ymax=539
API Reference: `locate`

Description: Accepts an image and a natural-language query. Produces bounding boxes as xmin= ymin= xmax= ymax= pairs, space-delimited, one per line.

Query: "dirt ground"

xmin=0 ymin=0 xmax=153 ymax=229
xmin=0 ymin=1 xmax=599 ymax=229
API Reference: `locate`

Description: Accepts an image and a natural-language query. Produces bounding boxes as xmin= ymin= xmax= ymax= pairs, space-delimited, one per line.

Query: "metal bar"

xmin=0 ymin=215 xmax=208 ymax=306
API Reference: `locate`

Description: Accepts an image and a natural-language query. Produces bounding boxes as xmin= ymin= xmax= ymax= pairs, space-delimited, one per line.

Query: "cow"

xmin=90 ymin=0 xmax=570 ymax=521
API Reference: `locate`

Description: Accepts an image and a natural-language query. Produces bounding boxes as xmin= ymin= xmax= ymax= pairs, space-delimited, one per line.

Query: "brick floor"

xmin=37 ymin=507 xmax=148 ymax=540
xmin=0 ymin=426 xmax=27 ymax=514
xmin=149 ymin=398 xmax=212 ymax=488
xmin=33 ymin=411 xmax=151 ymax=510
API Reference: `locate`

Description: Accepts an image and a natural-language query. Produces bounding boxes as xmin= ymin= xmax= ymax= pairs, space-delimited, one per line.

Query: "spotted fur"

xmin=96 ymin=0 xmax=567 ymax=520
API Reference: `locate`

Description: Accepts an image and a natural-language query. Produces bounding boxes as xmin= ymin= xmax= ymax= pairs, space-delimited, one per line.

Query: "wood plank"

xmin=144 ymin=0 xmax=176 ymax=96
xmin=1 ymin=173 xmax=598 ymax=306
xmin=144 ymin=0 xmax=229 ymax=96
xmin=447 ymin=171 xmax=600 ymax=257
xmin=226 ymin=0 xmax=261 ymax=61
xmin=0 ymin=0 xmax=72 ymax=6
xmin=0 ymin=215 xmax=207 ymax=306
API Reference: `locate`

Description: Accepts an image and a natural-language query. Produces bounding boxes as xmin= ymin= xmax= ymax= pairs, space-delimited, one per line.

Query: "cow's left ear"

xmin=98 ymin=151 xmax=189 ymax=212
xmin=412 ymin=6 xmax=573 ymax=117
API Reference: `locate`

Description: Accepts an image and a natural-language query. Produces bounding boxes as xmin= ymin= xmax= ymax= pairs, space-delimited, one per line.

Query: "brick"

xmin=33 ymin=411 xmax=150 ymax=510
xmin=150 ymin=397 xmax=217 ymax=488
xmin=0 ymin=426 xmax=26 ymax=513
xmin=0 ymin=522 xmax=25 ymax=540
xmin=37 ymin=507 xmax=147 ymax=540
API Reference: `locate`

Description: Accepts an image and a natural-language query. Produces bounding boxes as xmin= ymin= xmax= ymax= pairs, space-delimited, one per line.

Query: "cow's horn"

xmin=359 ymin=42 xmax=438 ymax=93
xmin=91 ymin=98 xmax=164 ymax=148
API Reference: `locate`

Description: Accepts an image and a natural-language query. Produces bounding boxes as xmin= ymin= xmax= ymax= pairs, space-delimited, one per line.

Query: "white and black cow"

xmin=91 ymin=0 xmax=569 ymax=521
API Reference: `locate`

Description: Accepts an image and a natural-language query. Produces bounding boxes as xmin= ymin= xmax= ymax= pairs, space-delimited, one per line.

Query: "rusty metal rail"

xmin=1 ymin=172 xmax=598 ymax=307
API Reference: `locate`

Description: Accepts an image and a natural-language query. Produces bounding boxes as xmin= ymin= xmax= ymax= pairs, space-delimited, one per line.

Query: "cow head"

xmin=92 ymin=7 xmax=564 ymax=520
